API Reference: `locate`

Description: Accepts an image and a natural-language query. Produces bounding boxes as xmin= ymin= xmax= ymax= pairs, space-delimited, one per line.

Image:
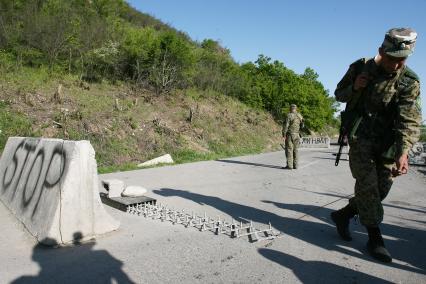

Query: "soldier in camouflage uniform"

xmin=331 ymin=28 xmax=422 ymax=263
xmin=282 ymin=104 xmax=304 ymax=169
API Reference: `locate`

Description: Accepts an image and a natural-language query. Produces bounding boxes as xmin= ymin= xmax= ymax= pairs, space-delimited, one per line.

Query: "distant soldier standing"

xmin=331 ymin=28 xmax=421 ymax=263
xmin=282 ymin=104 xmax=304 ymax=169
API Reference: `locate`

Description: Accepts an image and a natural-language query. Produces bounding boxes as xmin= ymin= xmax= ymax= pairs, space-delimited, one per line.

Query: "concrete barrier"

xmin=0 ymin=137 xmax=119 ymax=245
xmin=138 ymin=154 xmax=174 ymax=167
xmin=300 ymin=136 xmax=330 ymax=148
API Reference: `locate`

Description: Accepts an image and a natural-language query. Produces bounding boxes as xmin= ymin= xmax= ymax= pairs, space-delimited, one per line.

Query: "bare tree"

xmin=150 ymin=49 xmax=178 ymax=94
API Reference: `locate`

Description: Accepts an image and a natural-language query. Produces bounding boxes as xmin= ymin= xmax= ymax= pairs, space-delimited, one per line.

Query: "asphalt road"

xmin=1 ymin=147 xmax=425 ymax=283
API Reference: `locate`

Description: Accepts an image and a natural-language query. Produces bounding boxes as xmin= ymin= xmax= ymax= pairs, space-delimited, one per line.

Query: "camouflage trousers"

xmin=285 ymin=133 xmax=300 ymax=169
xmin=348 ymin=139 xmax=395 ymax=226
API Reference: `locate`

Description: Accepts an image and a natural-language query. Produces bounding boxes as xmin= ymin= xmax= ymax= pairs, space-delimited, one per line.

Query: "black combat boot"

xmin=366 ymin=226 xmax=392 ymax=263
xmin=330 ymin=204 xmax=357 ymax=241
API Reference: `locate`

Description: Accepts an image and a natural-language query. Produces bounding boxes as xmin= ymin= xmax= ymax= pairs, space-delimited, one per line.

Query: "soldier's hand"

xmin=393 ymin=154 xmax=409 ymax=177
xmin=353 ymin=73 xmax=370 ymax=91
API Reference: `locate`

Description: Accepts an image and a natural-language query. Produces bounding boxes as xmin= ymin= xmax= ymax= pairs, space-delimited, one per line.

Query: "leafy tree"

xmin=149 ymin=31 xmax=195 ymax=93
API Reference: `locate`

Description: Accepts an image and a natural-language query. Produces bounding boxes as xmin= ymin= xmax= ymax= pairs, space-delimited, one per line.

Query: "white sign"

xmin=300 ymin=136 xmax=330 ymax=148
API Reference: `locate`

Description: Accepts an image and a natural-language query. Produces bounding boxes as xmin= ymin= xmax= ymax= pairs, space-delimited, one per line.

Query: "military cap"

xmin=290 ymin=104 xmax=297 ymax=108
xmin=381 ymin=28 xmax=417 ymax=58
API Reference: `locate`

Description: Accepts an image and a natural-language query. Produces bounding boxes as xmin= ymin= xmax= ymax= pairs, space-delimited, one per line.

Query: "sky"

xmin=127 ymin=0 xmax=426 ymax=120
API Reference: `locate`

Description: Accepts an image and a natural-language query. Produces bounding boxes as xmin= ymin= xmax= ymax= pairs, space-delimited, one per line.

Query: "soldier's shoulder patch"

xmin=398 ymin=67 xmax=420 ymax=92
xmin=403 ymin=66 xmax=420 ymax=82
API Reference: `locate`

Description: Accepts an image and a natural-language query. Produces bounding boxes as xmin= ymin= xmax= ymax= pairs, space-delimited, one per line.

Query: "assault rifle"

xmin=335 ymin=111 xmax=349 ymax=166
xmin=335 ymin=128 xmax=348 ymax=166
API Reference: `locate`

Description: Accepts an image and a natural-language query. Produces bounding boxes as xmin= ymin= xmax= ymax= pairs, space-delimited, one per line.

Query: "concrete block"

xmin=121 ymin=185 xmax=147 ymax=197
xmin=102 ymin=179 xmax=125 ymax=198
xmin=137 ymin=154 xmax=174 ymax=167
xmin=0 ymin=137 xmax=119 ymax=246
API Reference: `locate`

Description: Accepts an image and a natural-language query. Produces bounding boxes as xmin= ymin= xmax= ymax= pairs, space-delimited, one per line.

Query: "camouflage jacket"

xmin=335 ymin=57 xmax=422 ymax=157
xmin=282 ymin=112 xmax=304 ymax=136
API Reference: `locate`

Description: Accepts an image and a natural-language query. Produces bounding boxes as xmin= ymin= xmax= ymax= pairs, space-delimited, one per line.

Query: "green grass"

xmin=98 ymin=163 xmax=139 ymax=174
xmin=172 ymin=149 xmax=217 ymax=164
xmin=0 ymin=101 xmax=36 ymax=152
xmin=1 ymin=65 xmax=56 ymax=93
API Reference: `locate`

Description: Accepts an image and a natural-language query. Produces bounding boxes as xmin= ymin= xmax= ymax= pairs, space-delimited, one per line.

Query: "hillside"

xmin=0 ymin=0 xmax=338 ymax=172
xmin=0 ymin=69 xmax=282 ymax=172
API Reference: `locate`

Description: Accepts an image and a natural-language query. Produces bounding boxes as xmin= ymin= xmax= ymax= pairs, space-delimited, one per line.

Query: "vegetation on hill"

xmin=0 ymin=0 xmax=339 ymax=171
xmin=0 ymin=69 xmax=283 ymax=172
